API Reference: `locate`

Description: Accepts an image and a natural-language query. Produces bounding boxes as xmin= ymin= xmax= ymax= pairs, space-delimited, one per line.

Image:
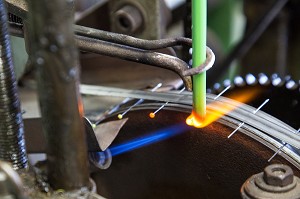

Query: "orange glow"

xmin=149 ymin=112 xmax=155 ymax=119
xmin=186 ymin=88 xmax=260 ymax=128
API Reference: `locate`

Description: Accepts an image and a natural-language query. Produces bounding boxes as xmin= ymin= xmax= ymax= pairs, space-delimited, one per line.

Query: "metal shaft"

xmin=27 ymin=0 xmax=89 ymax=190
xmin=0 ymin=0 xmax=27 ymax=170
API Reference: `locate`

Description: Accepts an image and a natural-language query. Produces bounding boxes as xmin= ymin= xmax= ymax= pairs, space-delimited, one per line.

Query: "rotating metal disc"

xmin=91 ymin=94 xmax=300 ymax=199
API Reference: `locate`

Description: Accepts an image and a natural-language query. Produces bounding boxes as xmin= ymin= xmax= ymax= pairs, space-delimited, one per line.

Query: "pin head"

xmin=149 ymin=112 xmax=155 ymax=119
xmin=117 ymin=114 xmax=123 ymax=119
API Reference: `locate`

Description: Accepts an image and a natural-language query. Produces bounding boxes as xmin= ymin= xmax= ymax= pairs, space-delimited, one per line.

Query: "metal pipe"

xmin=7 ymin=23 xmax=194 ymax=90
xmin=74 ymin=25 xmax=192 ymax=50
xmin=27 ymin=0 xmax=89 ymax=190
xmin=0 ymin=0 xmax=27 ymax=170
xmin=76 ymin=35 xmax=193 ymax=90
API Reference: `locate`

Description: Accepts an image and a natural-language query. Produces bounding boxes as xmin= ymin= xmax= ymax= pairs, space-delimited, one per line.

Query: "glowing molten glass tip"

xmin=186 ymin=111 xmax=205 ymax=128
xmin=186 ymin=88 xmax=260 ymax=128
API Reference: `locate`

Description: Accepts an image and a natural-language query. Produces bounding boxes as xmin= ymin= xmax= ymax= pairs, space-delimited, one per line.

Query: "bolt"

xmin=115 ymin=5 xmax=144 ymax=34
xmin=263 ymin=164 xmax=294 ymax=187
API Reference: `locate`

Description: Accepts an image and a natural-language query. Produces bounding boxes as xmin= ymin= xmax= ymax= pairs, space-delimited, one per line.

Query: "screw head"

xmin=263 ymin=164 xmax=294 ymax=187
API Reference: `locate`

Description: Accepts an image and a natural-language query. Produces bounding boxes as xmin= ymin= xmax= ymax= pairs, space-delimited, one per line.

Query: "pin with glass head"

xmin=118 ymin=83 xmax=162 ymax=119
xmin=149 ymin=88 xmax=185 ymax=119
xmin=228 ymin=99 xmax=269 ymax=138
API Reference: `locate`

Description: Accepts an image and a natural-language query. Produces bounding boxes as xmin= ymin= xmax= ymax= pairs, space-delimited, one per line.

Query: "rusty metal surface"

xmin=241 ymin=164 xmax=300 ymax=199
xmin=5 ymin=0 xmax=191 ymax=50
xmin=0 ymin=0 xmax=27 ymax=170
xmin=27 ymin=0 xmax=89 ymax=190
xmin=263 ymin=164 xmax=294 ymax=187
xmin=109 ymin=0 xmax=170 ymax=39
xmin=8 ymin=22 xmax=195 ymax=89
xmin=74 ymin=25 xmax=192 ymax=50
xmin=91 ymin=108 xmax=300 ymax=199
xmin=76 ymin=35 xmax=193 ymax=90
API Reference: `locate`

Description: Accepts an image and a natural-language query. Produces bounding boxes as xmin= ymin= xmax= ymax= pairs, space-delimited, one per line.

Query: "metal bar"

xmin=27 ymin=0 xmax=89 ymax=190
xmin=213 ymin=85 xmax=231 ymax=100
xmin=76 ymin=35 xmax=192 ymax=90
xmin=74 ymin=25 xmax=192 ymax=50
xmin=7 ymin=23 xmax=217 ymax=91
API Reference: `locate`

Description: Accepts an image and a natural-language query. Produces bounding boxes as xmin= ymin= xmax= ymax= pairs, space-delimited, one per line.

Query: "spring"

xmin=0 ymin=0 xmax=27 ymax=170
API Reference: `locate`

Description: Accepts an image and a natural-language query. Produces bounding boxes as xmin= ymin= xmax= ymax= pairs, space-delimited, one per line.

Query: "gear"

xmin=209 ymin=73 xmax=300 ymax=129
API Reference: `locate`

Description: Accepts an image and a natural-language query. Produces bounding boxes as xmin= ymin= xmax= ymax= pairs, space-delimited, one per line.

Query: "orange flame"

xmin=186 ymin=88 xmax=260 ymax=128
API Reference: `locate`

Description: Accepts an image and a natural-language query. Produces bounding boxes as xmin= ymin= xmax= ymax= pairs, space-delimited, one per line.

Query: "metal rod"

xmin=76 ymin=35 xmax=192 ymax=90
xmin=74 ymin=25 xmax=192 ymax=50
xmin=228 ymin=122 xmax=245 ymax=138
xmin=6 ymin=23 xmax=216 ymax=92
xmin=213 ymin=85 xmax=231 ymax=100
xmin=27 ymin=0 xmax=89 ymax=190
xmin=118 ymin=83 xmax=162 ymax=119
xmin=0 ymin=0 xmax=27 ymax=170
xmin=252 ymin=99 xmax=269 ymax=114
xmin=268 ymin=143 xmax=286 ymax=162
xmin=149 ymin=88 xmax=185 ymax=118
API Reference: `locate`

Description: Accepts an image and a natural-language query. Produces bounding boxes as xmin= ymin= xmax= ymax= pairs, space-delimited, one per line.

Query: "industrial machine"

xmin=1 ymin=0 xmax=300 ymax=198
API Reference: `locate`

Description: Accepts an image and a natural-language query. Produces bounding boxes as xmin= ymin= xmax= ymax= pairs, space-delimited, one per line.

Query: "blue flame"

xmin=109 ymin=123 xmax=189 ymax=157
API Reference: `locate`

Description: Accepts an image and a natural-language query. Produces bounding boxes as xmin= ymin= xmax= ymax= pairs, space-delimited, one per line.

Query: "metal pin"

xmin=118 ymin=83 xmax=162 ymax=119
xmin=149 ymin=88 xmax=185 ymax=118
xmin=253 ymin=99 xmax=269 ymax=114
xmin=268 ymin=142 xmax=286 ymax=162
xmin=228 ymin=122 xmax=244 ymax=138
xmin=213 ymin=85 xmax=231 ymax=100
xmin=228 ymin=99 xmax=270 ymax=139
xmin=296 ymin=128 xmax=300 ymax=134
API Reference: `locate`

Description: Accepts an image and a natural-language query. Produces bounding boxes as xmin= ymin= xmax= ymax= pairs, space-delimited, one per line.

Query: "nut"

xmin=263 ymin=164 xmax=294 ymax=187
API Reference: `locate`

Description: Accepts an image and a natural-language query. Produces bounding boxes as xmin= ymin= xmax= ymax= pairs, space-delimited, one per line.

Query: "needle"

xmin=149 ymin=88 xmax=185 ymax=118
xmin=118 ymin=83 xmax=162 ymax=119
xmin=253 ymin=99 xmax=269 ymax=114
xmin=228 ymin=99 xmax=269 ymax=138
xmin=268 ymin=142 xmax=286 ymax=162
xmin=213 ymin=85 xmax=231 ymax=100
xmin=228 ymin=122 xmax=244 ymax=138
